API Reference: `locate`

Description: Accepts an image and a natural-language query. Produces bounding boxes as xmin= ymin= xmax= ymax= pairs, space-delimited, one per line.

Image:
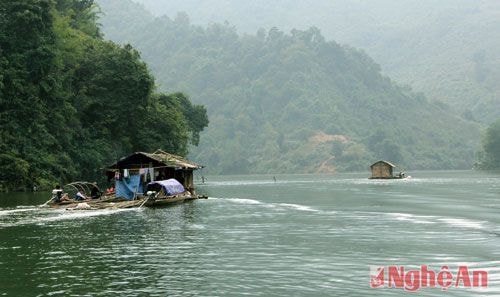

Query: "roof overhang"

xmin=108 ymin=150 xmax=202 ymax=170
xmin=370 ymin=160 xmax=396 ymax=168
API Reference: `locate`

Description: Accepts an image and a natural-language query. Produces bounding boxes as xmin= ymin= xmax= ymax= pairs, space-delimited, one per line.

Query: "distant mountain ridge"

xmin=130 ymin=0 xmax=500 ymax=124
xmin=97 ymin=0 xmax=481 ymax=174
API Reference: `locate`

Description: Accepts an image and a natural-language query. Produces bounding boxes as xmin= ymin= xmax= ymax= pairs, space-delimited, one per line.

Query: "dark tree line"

xmin=0 ymin=0 xmax=208 ymax=191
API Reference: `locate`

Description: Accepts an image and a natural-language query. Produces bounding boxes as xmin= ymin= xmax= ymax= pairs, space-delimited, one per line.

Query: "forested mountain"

xmin=98 ymin=0 xmax=480 ymax=174
xmin=0 ymin=0 xmax=207 ymax=191
xmin=130 ymin=0 xmax=500 ymax=124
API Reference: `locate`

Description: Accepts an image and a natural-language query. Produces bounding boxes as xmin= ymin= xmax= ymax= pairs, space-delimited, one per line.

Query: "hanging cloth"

xmin=123 ymin=169 xmax=129 ymax=178
xmin=148 ymin=168 xmax=154 ymax=182
xmin=139 ymin=168 xmax=146 ymax=182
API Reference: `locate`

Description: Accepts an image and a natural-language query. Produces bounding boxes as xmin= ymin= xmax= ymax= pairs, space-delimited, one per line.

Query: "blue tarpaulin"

xmin=147 ymin=179 xmax=185 ymax=195
xmin=116 ymin=175 xmax=143 ymax=200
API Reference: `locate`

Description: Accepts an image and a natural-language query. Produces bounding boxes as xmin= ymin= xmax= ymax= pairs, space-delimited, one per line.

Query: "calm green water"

xmin=0 ymin=171 xmax=499 ymax=296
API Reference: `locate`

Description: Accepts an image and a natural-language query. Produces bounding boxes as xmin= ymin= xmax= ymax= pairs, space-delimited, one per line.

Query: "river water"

xmin=0 ymin=170 xmax=499 ymax=296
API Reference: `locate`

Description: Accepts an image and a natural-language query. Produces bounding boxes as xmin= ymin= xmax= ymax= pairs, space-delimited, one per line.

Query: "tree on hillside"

xmin=56 ymin=0 xmax=101 ymax=37
xmin=477 ymin=119 xmax=500 ymax=169
xmin=0 ymin=0 xmax=72 ymax=189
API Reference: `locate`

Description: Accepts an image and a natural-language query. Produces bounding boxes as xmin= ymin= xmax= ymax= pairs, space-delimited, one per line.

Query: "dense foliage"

xmin=99 ymin=0 xmax=480 ymax=174
xmin=0 ymin=0 xmax=207 ymax=191
xmin=130 ymin=0 xmax=500 ymax=124
xmin=476 ymin=119 xmax=500 ymax=169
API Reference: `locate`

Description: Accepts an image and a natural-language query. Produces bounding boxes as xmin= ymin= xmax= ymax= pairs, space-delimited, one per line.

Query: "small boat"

xmin=46 ymin=182 xmax=207 ymax=210
xmin=47 ymin=192 xmax=207 ymax=210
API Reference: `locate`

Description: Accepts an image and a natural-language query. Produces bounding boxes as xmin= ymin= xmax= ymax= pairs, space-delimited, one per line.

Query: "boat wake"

xmin=217 ymin=197 xmax=263 ymax=205
xmin=437 ymin=217 xmax=487 ymax=230
xmin=210 ymin=198 xmax=494 ymax=235
xmin=38 ymin=208 xmax=135 ymax=223
xmin=386 ymin=212 xmax=437 ymax=225
xmin=0 ymin=206 xmax=138 ymax=229
xmin=277 ymin=203 xmax=320 ymax=212
xmin=209 ymin=197 xmax=325 ymax=213
xmin=0 ymin=207 xmax=40 ymax=216
xmin=384 ymin=211 xmax=491 ymax=232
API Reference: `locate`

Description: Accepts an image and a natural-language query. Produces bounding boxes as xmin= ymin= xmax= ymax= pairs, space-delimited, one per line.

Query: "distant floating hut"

xmin=369 ymin=160 xmax=405 ymax=179
xmin=107 ymin=149 xmax=203 ymax=199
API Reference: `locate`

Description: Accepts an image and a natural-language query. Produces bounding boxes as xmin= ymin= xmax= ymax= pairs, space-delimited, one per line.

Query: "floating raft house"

xmin=369 ymin=160 xmax=405 ymax=179
xmin=107 ymin=149 xmax=203 ymax=199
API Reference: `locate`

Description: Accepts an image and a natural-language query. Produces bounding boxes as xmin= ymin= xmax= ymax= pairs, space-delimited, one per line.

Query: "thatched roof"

xmin=145 ymin=149 xmax=202 ymax=169
xmin=370 ymin=160 xmax=396 ymax=168
xmin=109 ymin=149 xmax=202 ymax=170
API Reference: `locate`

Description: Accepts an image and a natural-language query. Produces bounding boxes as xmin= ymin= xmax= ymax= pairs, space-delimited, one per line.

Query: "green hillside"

xmin=130 ymin=0 xmax=500 ymax=123
xmin=0 ymin=0 xmax=207 ymax=191
xmin=98 ymin=0 xmax=481 ymax=174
